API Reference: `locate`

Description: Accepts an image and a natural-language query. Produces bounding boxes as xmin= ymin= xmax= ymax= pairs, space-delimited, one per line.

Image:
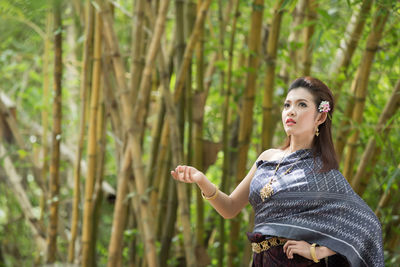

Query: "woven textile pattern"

xmin=249 ymin=149 xmax=384 ymax=267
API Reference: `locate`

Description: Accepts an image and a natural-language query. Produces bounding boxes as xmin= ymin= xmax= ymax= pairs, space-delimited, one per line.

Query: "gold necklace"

xmin=260 ymin=151 xmax=308 ymax=201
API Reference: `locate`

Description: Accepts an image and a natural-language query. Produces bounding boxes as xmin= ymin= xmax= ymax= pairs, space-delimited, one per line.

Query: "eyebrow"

xmin=284 ymin=99 xmax=309 ymax=103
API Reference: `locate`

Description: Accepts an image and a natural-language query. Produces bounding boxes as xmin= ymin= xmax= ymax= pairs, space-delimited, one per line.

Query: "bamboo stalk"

xmin=342 ymin=6 xmax=389 ymax=182
xmin=90 ymin=83 xmax=107 ymax=265
xmin=155 ymin=141 xmax=172 ymax=235
xmin=68 ymin=0 xmax=94 ymax=262
xmin=352 ymin=79 xmax=400 ymax=194
xmin=261 ymin=0 xmax=285 ymax=151
xmin=155 ymin=38 xmax=195 ymax=267
xmin=193 ymin=0 xmax=206 ymax=258
xmin=229 ymin=0 xmax=264 ymax=266
xmin=0 ymin=144 xmax=47 ymax=252
xmin=39 ymin=11 xmax=52 ymax=227
xmin=131 ymin=0 xmax=170 ymax=137
xmin=280 ymin=0 xmax=306 ymax=81
xmin=159 ymin=152 xmax=178 ymax=264
xmin=107 ymin=148 xmax=132 ymax=267
xmin=128 ymin=137 xmax=159 ymax=267
xmin=301 ymin=0 xmax=317 ymax=76
xmin=46 ymin=0 xmax=63 ymax=262
xmin=330 ymin=0 xmax=372 ymax=102
xmin=102 ymin=55 xmax=123 ymax=145
xmin=219 ymin=0 xmax=240 ymax=265
xmin=94 ymin=0 xmax=131 ymax=124
xmin=130 ymin=0 xmax=146 ymax=105
xmin=81 ymin=10 xmax=102 ymax=267
xmin=0 ymin=98 xmax=45 ymax=194
xmin=173 ymin=0 xmax=212 ymax=103
xmin=119 ymin=1 xmax=173 ymax=265
xmin=184 ymin=0 xmax=196 ymax=167
xmin=334 ymin=68 xmax=359 ymax=162
xmin=165 ymin=1 xmax=213 ymax=265
xmin=148 ymin=101 xmax=167 ymax=212
xmin=160 ymin=66 xmax=197 ymax=267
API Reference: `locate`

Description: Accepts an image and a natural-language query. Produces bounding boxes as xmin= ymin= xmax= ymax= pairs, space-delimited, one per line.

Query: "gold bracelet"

xmin=310 ymin=243 xmax=319 ymax=263
xmin=202 ymin=185 xmax=219 ymax=200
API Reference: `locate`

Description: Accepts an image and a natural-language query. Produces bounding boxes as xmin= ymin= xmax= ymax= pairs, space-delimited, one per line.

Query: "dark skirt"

xmin=248 ymin=233 xmax=349 ymax=267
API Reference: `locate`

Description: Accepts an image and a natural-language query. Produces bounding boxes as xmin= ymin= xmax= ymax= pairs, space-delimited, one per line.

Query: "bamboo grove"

xmin=0 ymin=0 xmax=399 ymax=266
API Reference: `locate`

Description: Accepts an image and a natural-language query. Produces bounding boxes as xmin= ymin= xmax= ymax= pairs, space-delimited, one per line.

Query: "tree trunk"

xmin=301 ymin=0 xmax=317 ymax=76
xmin=342 ymin=6 xmax=389 ymax=182
xmin=351 ymin=79 xmax=400 ymax=194
xmin=330 ymin=0 xmax=372 ymax=102
xmin=68 ymin=0 xmax=94 ymax=262
xmin=228 ymin=0 xmax=264 ymax=266
xmin=261 ymin=0 xmax=284 ymax=150
xmin=81 ymin=9 xmax=102 ymax=267
xmin=46 ymin=0 xmax=62 ymax=262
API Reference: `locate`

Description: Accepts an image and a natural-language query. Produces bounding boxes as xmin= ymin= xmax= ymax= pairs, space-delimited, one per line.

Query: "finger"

xmin=188 ymin=167 xmax=193 ymax=181
xmin=288 ymin=246 xmax=298 ymax=259
xmin=286 ymin=246 xmax=293 ymax=258
xmin=185 ymin=166 xmax=191 ymax=182
xmin=286 ymin=244 xmax=299 ymax=259
xmin=171 ymin=170 xmax=176 ymax=179
xmin=177 ymin=165 xmax=184 ymax=173
xmin=283 ymin=240 xmax=297 ymax=251
xmin=178 ymin=166 xmax=186 ymax=180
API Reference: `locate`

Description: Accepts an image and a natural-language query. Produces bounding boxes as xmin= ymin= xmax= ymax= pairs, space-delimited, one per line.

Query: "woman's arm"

xmin=171 ymin=150 xmax=272 ymax=219
xmin=283 ymin=240 xmax=336 ymax=261
xmin=171 ymin=163 xmax=257 ymax=219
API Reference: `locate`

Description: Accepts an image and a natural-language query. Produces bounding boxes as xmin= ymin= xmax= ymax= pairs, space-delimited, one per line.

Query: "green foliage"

xmin=0 ymin=0 xmax=399 ymax=265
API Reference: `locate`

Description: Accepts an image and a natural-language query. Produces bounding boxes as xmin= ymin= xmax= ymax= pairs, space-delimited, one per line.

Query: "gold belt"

xmin=251 ymin=237 xmax=287 ymax=254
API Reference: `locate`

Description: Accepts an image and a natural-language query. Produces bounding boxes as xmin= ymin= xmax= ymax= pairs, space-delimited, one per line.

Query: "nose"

xmin=287 ymin=106 xmax=296 ymax=116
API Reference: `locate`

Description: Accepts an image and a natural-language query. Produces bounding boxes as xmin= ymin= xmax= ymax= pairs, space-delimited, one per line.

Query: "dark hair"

xmin=282 ymin=77 xmax=338 ymax=172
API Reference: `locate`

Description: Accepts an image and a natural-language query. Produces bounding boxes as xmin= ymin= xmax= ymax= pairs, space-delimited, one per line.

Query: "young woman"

xmin=171 ymin=77 xmax=383 ymax=267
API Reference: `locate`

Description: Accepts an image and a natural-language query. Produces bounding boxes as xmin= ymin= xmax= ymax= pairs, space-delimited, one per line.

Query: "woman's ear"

xmin=317 ymin=112 xmax=327 ymax=126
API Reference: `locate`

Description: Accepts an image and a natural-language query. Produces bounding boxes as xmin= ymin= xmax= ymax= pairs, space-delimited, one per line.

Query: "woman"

xmin=171 ymin=77 xmax=383 ymax=267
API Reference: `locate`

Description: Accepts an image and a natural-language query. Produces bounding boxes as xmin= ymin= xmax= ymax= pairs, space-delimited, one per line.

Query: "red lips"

xmin=286 ymin=118 xmax=296 ymax=125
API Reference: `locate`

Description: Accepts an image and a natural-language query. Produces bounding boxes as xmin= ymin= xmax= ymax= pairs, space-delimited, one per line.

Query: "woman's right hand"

xmin=171 ymin=165 xmax=205 ymax=184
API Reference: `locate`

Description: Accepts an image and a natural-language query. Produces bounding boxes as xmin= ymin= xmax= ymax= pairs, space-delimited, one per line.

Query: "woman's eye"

xmin=284 ymin=103 xmax=290 ymax=108
xmin=299 ymin=102 xmax=307 ymax=107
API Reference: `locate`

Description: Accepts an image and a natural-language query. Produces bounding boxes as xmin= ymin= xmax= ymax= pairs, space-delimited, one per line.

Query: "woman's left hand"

xmin=283 ymin=240 xmax=315 ymax=260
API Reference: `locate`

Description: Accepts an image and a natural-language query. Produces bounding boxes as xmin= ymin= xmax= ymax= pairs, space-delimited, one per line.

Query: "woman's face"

xmin=282 ymin=88 xmax=320 ymax=138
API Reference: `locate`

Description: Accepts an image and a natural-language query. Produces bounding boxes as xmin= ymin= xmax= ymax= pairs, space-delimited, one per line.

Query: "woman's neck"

xmin=287 ymin=135 xmax=313 ymax=153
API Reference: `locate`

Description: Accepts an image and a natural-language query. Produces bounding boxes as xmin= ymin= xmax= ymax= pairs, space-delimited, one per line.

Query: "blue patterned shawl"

xmin=249 ymin=149 xmax=384 ymax=267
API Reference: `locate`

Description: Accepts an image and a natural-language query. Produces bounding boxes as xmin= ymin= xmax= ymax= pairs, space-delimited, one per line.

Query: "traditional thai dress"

xmin=248 ymin=149 xmax=384 ymax=267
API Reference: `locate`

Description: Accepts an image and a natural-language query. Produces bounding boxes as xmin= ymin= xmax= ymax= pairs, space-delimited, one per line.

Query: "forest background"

xmin=0 ymin=0 xmax=399 ymax=266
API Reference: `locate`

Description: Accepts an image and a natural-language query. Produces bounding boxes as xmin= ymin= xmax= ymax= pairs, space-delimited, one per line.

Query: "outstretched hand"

xmin=171 ymin=165 xmax=205 ymax=184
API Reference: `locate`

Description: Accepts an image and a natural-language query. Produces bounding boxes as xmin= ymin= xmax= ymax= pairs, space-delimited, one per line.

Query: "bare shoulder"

xmin=258 ymin=148 xmax=285 ymax=162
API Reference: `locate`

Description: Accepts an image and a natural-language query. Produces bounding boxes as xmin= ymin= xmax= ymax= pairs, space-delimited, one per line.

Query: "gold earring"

xmin=315 ymin=127 xmax=319 ymax=137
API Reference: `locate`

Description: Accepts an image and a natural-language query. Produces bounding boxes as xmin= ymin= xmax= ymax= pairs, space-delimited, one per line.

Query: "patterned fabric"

xmin=247 ymin=232 xmax=350 ymax=267
xmin=249 ymin=149 xmax=384 ymax=267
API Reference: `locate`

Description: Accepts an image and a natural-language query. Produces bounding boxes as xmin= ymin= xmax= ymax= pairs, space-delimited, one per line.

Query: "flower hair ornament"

xmin=318 ymin=100 xmax=330 ymax=113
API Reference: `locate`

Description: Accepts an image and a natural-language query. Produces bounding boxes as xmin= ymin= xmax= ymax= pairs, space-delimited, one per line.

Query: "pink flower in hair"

xmin=318 ymin=101 xmax=330 ymax=113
